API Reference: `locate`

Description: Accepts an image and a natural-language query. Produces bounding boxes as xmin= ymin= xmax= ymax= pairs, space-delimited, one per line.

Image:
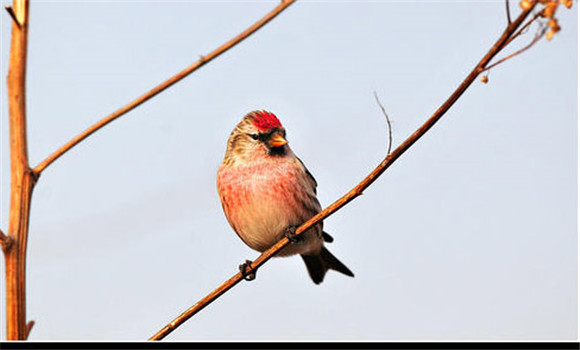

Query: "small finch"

xmin=217 ymin=110 xmax=354 ymax=284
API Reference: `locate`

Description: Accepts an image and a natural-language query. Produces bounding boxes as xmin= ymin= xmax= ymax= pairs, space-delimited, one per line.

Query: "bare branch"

xmin=373 ymin=91 xmax=393 ymax=155
xmin=33 ymin=0 xmax=297 ymax=175
xmin=505 ymin=0 xmax=512 ymax=24
xmin=149 ymin=1 xmax=539 ymax=341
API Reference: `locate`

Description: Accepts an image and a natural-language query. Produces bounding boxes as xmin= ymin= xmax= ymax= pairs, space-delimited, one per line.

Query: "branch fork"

xmin=0 ymin=230 xmax=14 ymax=253
xmin=4 ymin=5 xmax=21 ymax=27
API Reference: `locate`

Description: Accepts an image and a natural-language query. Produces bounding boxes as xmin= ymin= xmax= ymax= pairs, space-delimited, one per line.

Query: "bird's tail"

xmin=301 ymin=247 xmax=354 ymax=284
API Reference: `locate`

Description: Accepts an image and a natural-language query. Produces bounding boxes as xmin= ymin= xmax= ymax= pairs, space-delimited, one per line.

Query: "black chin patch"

xmin=269 ymin=146 xmax=286 ymax=157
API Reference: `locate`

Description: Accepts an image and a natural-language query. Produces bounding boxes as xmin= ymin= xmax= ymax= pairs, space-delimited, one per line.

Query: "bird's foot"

xmin=239 ymin=259 xmax=257 ymax=281
xmin=285 ymin=225 xmax=301 ymax=243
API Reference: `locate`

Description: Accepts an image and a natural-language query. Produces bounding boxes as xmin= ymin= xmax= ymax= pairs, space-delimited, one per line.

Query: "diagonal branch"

xmin=32 ymin=0 xmax=296 ymax=175
xmin=149 ymin=1 xmax=539 ymax=341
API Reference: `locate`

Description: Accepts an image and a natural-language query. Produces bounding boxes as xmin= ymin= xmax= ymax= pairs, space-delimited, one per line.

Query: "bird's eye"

xmin=250 ymin=133 xmax=259 ymax=140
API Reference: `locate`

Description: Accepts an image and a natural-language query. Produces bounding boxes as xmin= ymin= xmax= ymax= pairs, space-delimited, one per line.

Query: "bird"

xmin=216 ymin=110 xmax=354 ymax=284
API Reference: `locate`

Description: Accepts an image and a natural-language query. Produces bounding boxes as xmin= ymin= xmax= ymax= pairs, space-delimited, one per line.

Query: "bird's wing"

xmin=296 ymin=156 xmax=318 ymax=194
xmin=294 ymin=156 xmax=324 ymax=239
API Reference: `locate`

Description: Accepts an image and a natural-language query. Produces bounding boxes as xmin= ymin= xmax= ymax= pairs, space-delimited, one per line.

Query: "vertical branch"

xmin=4 ymin=0 xmax=35 ymax=340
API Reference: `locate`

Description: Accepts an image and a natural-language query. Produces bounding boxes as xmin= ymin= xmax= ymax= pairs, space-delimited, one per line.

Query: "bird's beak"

xmin=269 ymin=134 xmax=288 ymax=147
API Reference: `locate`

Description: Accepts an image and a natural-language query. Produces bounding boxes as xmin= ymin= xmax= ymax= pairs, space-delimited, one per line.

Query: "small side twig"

xmin=505 ymin=0 xmax=512 ymax=24
xmin=4 ymin=5 xmax=20 ymax=27
xmin=0 ymin=229 xmax=14 ymax=252
xmin=25 ymin=320 xmax=34 ymax=339
xmin=373 ymin=91 xmax=393 ymax=155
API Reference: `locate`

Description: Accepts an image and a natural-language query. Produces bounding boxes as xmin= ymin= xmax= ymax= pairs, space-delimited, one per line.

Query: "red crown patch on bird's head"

xmin=250 ymin=110 xmax=282 ymax=131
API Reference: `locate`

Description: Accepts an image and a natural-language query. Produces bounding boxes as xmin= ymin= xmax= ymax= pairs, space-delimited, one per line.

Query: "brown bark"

xmin=4 ymin=0 xmax=35 ymax=340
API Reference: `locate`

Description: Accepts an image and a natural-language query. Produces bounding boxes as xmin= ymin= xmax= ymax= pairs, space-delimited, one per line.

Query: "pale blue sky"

xmin=0 ymin=0 xmax=577 ymax=341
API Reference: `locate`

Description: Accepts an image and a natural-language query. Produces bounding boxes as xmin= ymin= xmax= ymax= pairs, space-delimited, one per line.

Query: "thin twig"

xmin=32 ymin=0 xmax=297 ymax=175
xmin=482 ymin=23 xmax=547 ymax=73
xmin=373 ymin=91 xmax=393 ymax=155
xmin=24 ymin=320 xmax=34 ymax=339
xmin=149 ymin=2 xmax=539 ymax=341
xmin=4 ymin=5 xmax=20 ymax=27
xmin=505 ymin=0 xmax=512 ymax=24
